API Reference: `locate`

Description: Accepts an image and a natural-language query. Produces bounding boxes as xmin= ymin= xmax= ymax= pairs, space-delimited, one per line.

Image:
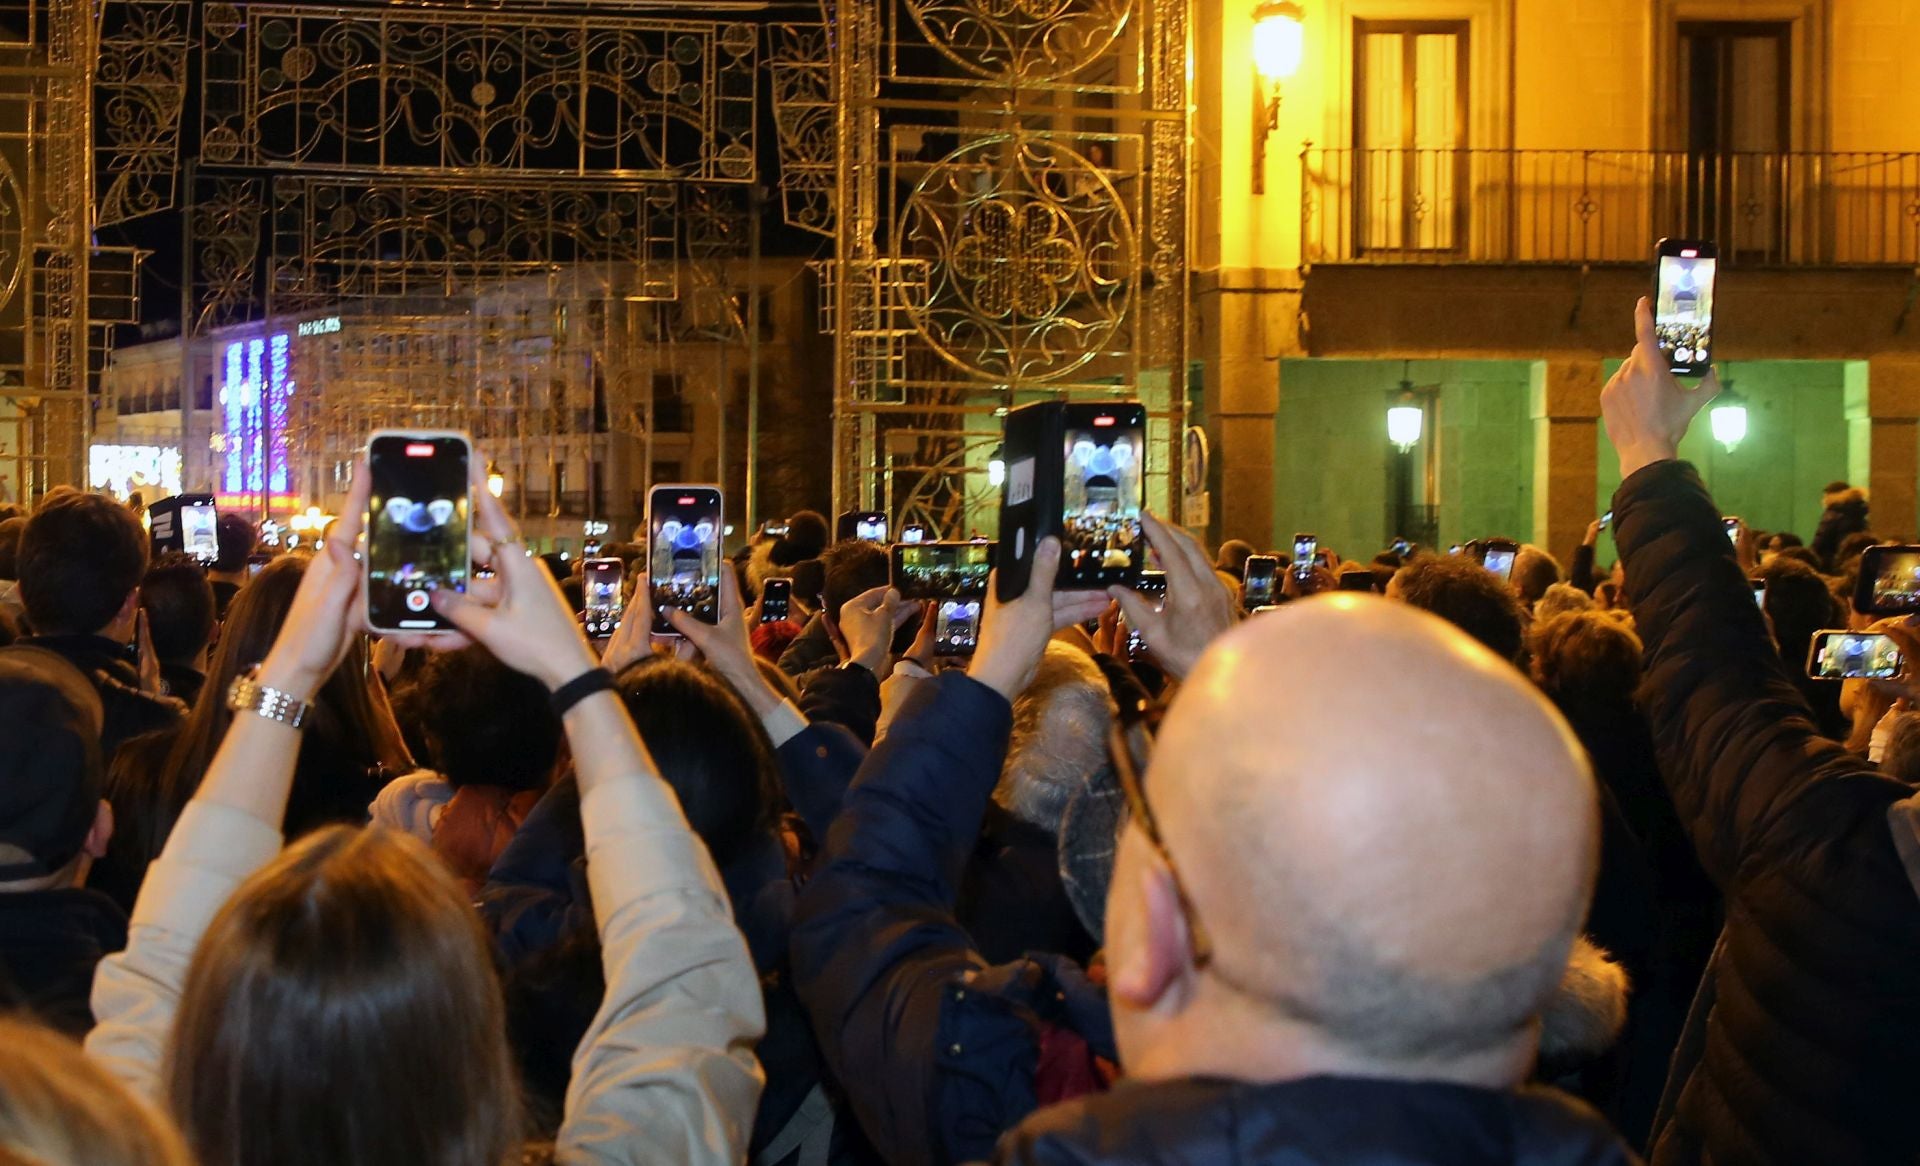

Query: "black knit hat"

xmin=0 ymin=646 xmax=105 ymax=880
xmin=770 ymin=510 xmax=830 ymax=568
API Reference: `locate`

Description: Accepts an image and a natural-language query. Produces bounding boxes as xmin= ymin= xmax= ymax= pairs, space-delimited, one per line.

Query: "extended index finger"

xmin=1633 ymin=295 xmax=1658 ymax=356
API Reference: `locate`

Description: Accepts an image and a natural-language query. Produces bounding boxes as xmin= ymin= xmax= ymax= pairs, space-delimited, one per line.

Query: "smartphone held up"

xmin=648 ymin=485 xmax=724 ymax=635
xmin=364 ymin=431 xmax=472 ymax=634
xmin=1654 ymin=238 xmax=1717 ymax=377
xmin=996 ymin=400 xmax=1147 ymax=601
xmin=1807 ymin=630 xmax=1904 ymax=682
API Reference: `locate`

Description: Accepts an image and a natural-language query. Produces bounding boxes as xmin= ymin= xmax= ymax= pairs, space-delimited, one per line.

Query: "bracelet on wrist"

xmin=550 ymin=667 xmax=616 ymax=717
xmin=226 ymin=667 xmax=313 ymax=729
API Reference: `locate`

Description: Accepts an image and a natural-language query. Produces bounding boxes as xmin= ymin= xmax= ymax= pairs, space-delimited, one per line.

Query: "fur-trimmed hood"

xmin=1823 ymin=485 xmax=1869 ymax=512
xmin=1536 ymin=934 xmax=1631 ymax=1077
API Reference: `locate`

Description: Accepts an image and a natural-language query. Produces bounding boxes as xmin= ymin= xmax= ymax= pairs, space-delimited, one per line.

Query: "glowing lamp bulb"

xmin=486 ymin=460 xmax=506 ymax=499
xmin=1711 ymin=398 xmax=1748 ymax=452
xmin=988 ymin=450 xmax=1007 ymax=488
xmin=1251 ymin=1 xmax=1306 ymax=82
xmin=1387 ymin=402 xmax=1424 ymax=452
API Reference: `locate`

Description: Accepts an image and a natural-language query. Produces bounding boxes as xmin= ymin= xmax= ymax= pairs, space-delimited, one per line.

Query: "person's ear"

xmin=84 ymin=800 xmax=113 ymax=860
xmin=1107 ymin=852 xmax=1195 ymax=1013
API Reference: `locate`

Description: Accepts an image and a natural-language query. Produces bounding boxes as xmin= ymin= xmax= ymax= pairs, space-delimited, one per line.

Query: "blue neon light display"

xmin=221 ymin=332 xmax=295 ymax=498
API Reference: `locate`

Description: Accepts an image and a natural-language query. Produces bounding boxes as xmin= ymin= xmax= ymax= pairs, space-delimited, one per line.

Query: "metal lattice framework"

xmin=0 ymin=0 xmax=109 ymax=501
xmin=828 ymin=0 xmax=1191 ymax=534
xmin=95 ymin=0 xmax=190 ymax=226
xmin=180 ymin=0 xmax=765 ymax=521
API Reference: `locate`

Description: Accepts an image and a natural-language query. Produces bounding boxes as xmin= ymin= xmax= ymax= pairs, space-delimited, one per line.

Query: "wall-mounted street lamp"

xmin=987 ymin=445 xmax=1007 ymax=489
xmin=1386 ymin=365 xmax=1440 ymax=550
xmin=1710 ymin=384 xmax=1748 ymax=453
xmin=1388 ymin=390 xmax=1425 ymax=452
xmin=486 ymin=460 xmax=506 ymax=499
xmin=1251 ymin=0 xmax=1304 ymax=195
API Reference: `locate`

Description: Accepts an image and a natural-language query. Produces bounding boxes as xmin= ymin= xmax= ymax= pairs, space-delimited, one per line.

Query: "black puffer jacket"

xmin=1615 ymin=461 xmax=1920 ymax=1165
xmin=994 ymin=1076 xmax=1637 ymax=1166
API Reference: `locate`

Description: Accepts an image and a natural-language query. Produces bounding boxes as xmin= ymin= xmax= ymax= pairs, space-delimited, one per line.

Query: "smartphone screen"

xmin=181 ymin=499 xmax=219 ymax=566
xmin=1808 ymin=630 xmax=1903 ymax=681
xmin=1292 ymin=534 xmax=1317 ymax=572
xmin=761 ymin=577 xmax=793 ymax=624
xmin=1655 ymin=239 xmax=1717 ymax=376
xmin=1126 ymin=569 xmax=1168 ymax=662
xmin=900 ymin=523 xmax=928 ymax=545
xmin=1243 ymin=555 xmax=1279 ymax=608
xmin=1600 ymin=510 xmax=1614 ymax=530
xmin=1723 ymin=516 xmax=1741 ymax=545
xmin=583 ymin=557 xmax=624 ymax=637
xmin=933 ymin=598 xmax=982 ymax=656
xmin=892 ymin=541 xmax=995 ymax=600
xmin=1854 ymin=544 xmax=1920 ymax=615
xmin=246 ymin=552 xmax=270 ymax=578
xmin=649 ymin=485 xmax=723 ymax=635
xmin=365 ymin=432 xmax=471 ymax=633
xmin=1751 ymin=579 xmax=1767 ymax=607
xmin=1483 ymin=541 xmax=1519 ymax=582
xmin=1060 ymin=403 xmax=1146 ymax=588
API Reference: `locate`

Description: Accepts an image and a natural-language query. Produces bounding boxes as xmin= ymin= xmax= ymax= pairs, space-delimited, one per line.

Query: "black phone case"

xmin=995 ymin=400 xmax=1064 ymax=603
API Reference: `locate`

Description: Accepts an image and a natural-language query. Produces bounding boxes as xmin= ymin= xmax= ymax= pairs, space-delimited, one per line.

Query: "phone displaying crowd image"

xmin=932 ymin=599 xmax=983 ymax=656
xmin=1853 ymin=544 xmax=1920 ymax=616
xmin=1060 ymin=403 xmax=1147 ymax=590
xmin=891 ymin=541 xmax=995 ymax=601
xmin=180 ymin=498 xmax=219 ymax=566
xmin=364 ymin=431 xmax=472 ymax=633
xmin=1125 ymin=569 xmax=1168 ymax=663
xmin=1807 ymin=630 xmax=1903 ymax=681
xmin=1243 ymin=555 xmax=1280 ymax=609
xmin=1292 ymin=534 xmax=1317 ymax=579
xmin=648 ymin=485 xmax=723 ymax=636
xmin=583 ymin=557 xmax=624 ymax=637
xmin=761 ymin=578 xmax=793 ymax=624
xmin=1655 ymin=238 xmax=1717 ymax=377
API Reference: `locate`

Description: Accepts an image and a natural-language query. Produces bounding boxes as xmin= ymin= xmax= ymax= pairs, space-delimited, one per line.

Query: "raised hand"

xmin=668 ymin=567 xmax=787 ymax=717
xmin=429 ymin=456 xmax=599 ymax=692
xmin=257 ymin=458 xmax=375 ymax=701
xmin=838 ymin=584 xmax=914 ymax=677
xmin=600 ymin=573 xmax=694 ymax=675
xmin=1601 ymin=296 xmax=1721 ymax=479
xmin=1110 ymin=512 xmax=1237 ymax=681
xmin=970 ymin=537 xmax=1113 ymax=700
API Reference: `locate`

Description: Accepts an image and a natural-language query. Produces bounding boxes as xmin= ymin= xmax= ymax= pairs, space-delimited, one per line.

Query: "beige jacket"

xmin=85 ymin=774 xmax=767 ymax=1165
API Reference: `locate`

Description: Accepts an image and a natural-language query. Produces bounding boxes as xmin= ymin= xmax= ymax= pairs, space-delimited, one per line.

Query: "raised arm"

xmin=87 ymin=463 xmax=377 ymax=1094
xmin=435 ymin=475 xmax=765 ymax=1166
xmin=1605 ymin=299 xmax=1885 ymax=885
xmin=788 ymin=539 xmax=1110 ymax=1166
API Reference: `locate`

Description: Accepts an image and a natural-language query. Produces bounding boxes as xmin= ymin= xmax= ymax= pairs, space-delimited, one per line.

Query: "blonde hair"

xmin=0 ymin=1016 xmax=192 ymax=1165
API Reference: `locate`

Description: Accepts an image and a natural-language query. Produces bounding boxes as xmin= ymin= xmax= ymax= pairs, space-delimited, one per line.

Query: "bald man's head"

xmin=1105 ymin=595 xmax=1598 ymax=1083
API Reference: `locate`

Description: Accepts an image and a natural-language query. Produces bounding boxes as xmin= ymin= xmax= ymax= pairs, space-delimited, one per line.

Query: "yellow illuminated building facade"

xmin=1195 ymin=0 xmax=1920 ymax=564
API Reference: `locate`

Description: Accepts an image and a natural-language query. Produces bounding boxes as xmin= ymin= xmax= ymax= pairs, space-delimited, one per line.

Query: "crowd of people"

xmin=1 ymin=297 xmax=1917 ymax=1164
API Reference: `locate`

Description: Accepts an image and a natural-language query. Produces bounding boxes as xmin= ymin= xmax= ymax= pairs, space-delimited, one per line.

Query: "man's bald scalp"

xmin=1148 ymin=596 xmax=1600 ymax=1061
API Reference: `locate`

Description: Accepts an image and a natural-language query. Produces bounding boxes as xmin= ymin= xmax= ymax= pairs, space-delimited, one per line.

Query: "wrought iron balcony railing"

xmin=1300 ymin=148 xmax=1920 ymax=268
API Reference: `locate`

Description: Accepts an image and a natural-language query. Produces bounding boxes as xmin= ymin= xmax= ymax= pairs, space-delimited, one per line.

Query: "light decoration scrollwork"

xmin=199 ymin=4 xmax=758 ymax=182
xmin=767 ymin=23 xmax=835 ymax=237
xmin=190 ymin=178 xmax=265 ymax=337
xmin=898 ymin=0 xmax=1134 ymax=86
xmin=896 ymin=134 xmax=1134 ymax=383
xmin=95 ymin=0 xmax=191 ymax=225
xmin=267 ymin=178 xmax=679 ymax=309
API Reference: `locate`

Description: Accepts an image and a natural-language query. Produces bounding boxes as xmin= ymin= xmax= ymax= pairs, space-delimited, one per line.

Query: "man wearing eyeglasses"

xmin=794 ymin=521 xmax=1635 ymax=1165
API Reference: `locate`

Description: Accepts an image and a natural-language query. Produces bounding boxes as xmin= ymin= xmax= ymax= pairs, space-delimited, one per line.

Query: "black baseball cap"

xmin=0 ymin=646 xmax=105 ymax=880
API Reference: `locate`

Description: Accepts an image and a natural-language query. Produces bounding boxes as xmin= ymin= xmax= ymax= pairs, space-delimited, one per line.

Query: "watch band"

xmin=226 ymin=668 xmax=312 ymax=729
xmin=550 ymin=667 xmax=616 ymax=717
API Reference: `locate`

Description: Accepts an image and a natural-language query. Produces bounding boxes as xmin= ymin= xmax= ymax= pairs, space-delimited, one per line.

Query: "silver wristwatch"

xmin=226 ymin=667 xmax=312 ymax=729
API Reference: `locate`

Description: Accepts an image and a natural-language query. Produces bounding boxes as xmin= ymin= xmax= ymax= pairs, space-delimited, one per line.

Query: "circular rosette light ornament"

xmin=903 ymin=0 xmax=1133 ymax=85
xmin=898 ymin=135 xmax=1135 ymax=383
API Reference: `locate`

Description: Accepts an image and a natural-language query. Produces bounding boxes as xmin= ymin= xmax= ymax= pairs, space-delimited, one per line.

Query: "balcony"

xmin=1300 ymin=149 xmax=1920 ymax=269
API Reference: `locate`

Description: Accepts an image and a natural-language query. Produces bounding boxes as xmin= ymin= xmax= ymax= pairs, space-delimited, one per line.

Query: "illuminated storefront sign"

xmin=297 ymin=316 xmax=341 ymax=337
xmin=90 ymin=444 xmax=182 ymax=498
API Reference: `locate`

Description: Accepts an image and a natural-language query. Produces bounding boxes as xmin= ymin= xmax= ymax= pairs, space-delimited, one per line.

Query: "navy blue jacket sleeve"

xmin=776 ymin=721 xmax=868 ymax=842
xmin=1614 ymin=460 xmax=1902 ymax=886
xmin=476 ymin=778 xmax=592 ymax=965
xmin=789 ymin=671 xmax=1041 ymax=1166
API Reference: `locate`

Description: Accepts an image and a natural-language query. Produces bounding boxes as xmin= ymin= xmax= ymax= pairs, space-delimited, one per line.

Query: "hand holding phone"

xmin=1242 ymin=555 xmax=1280 ymax=610
xmin=1807 ymin=630 xmax=1904 ymax=681
xmin=760 ymin=577 xmax=793 ymax=624
xmin=582 ymin=557 xmax=625 ymax=637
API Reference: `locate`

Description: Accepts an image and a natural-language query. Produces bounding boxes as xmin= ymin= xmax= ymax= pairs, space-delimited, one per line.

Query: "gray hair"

xmin=995 ymin=643 xmax=1117 ymax=833
xmin=1882 ymin=711 xmax=1920 ymax=785
xmin=1534 ymin=582 xmax=1594 ymax=622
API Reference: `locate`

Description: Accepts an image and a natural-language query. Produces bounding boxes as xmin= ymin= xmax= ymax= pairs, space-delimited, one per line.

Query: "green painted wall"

xmin=1273 ymin=359 xmax=1534 ymax=558
xmin=1594 ymin=360 xmax=1850 ymax=567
